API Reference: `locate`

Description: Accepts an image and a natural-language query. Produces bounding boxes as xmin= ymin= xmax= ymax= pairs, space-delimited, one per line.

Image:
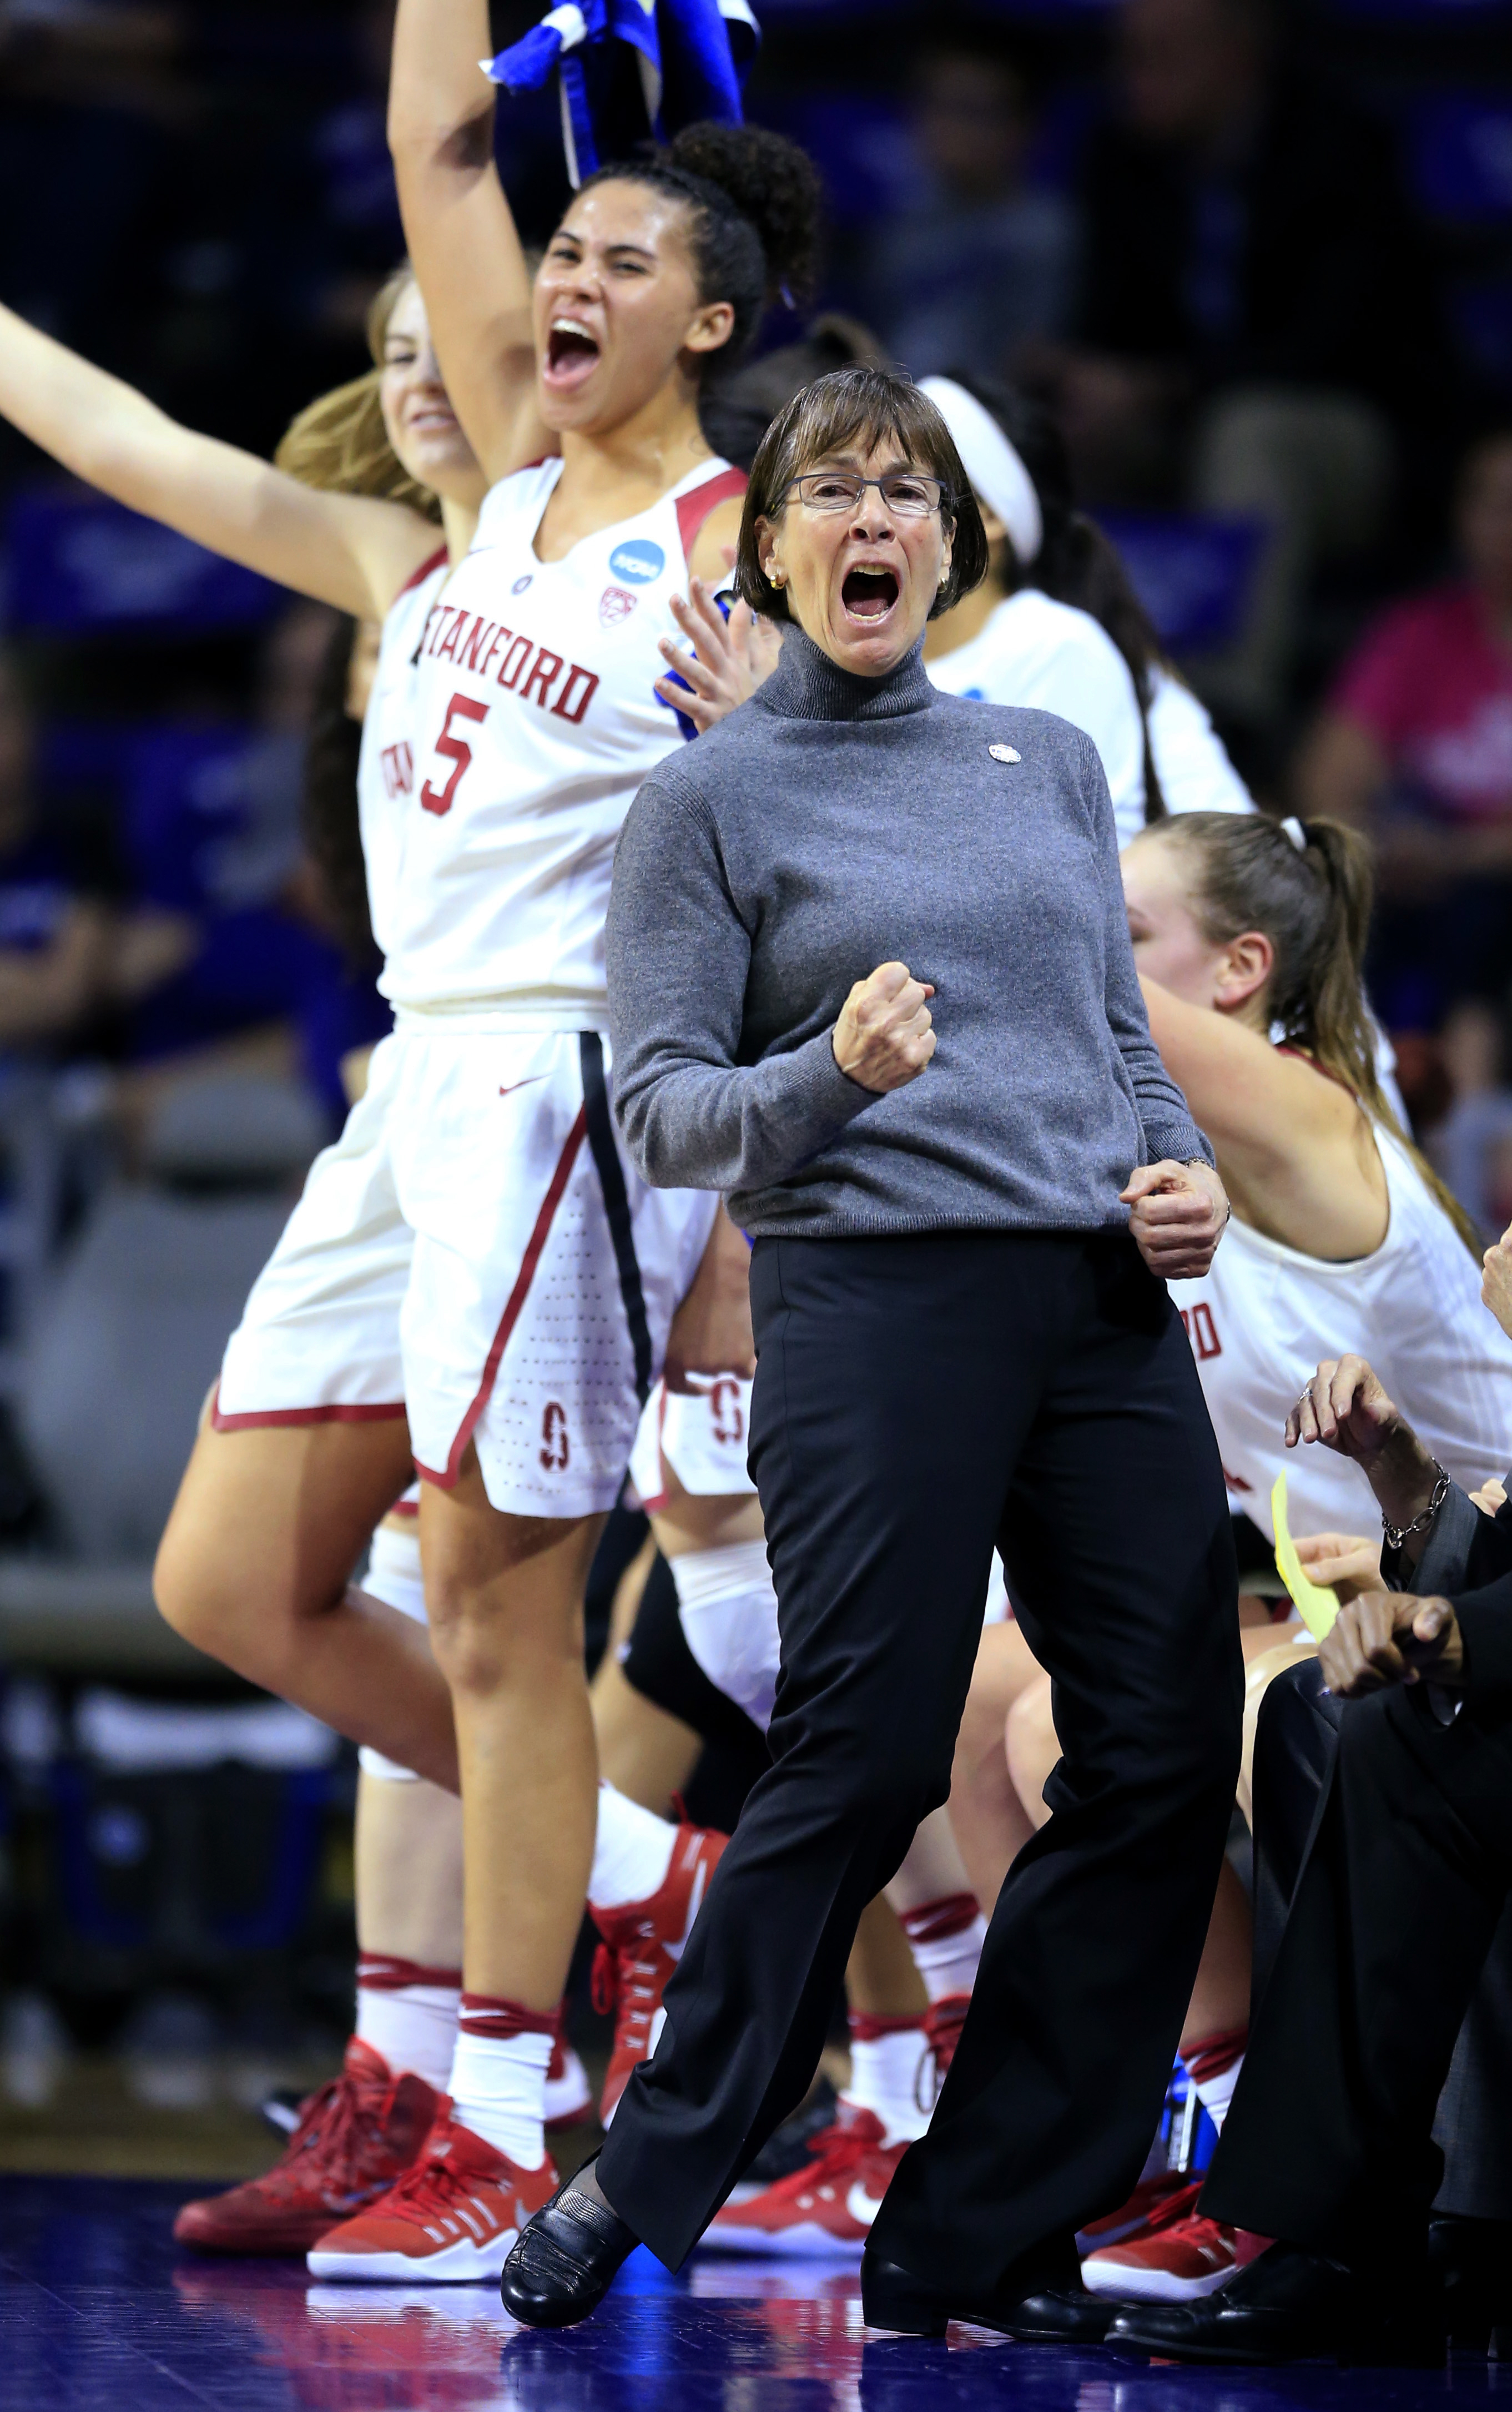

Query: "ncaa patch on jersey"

xmin=609 ymin=538 xmax=664 ymax=585
xmin=600 ymin=586 xmax=638 ymax=627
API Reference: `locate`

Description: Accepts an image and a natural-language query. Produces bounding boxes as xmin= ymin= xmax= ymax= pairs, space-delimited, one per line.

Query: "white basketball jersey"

xmin=385 ymin=455 xmax=744 ymax=1027
xmin=1172 ymin=1120 xmax=1512 ymax=1542
xmin=356 ymin=543 xmax=450 ymax=969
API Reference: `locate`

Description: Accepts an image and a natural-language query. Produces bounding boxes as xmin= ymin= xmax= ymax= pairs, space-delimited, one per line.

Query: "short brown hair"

xmin=734 ymin=364 xmax=990 ymax=623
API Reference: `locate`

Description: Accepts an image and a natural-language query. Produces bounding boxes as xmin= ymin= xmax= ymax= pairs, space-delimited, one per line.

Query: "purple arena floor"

xmin=1 ymin=2174 xmax=1508 ymax=2410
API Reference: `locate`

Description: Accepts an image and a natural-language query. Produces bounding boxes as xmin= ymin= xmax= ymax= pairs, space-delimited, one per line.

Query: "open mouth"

xmin=545 ymin=319 xmax=601 ymax=385
xmin=840 ymin=566 xmax=899 ymax=622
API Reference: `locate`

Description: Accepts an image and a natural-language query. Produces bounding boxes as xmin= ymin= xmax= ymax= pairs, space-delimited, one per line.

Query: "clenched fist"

xmin=1120 ymin=1159 xmax=1229 ymax=1281
xmin=833 ymin=962 xmax=936 ymax=1094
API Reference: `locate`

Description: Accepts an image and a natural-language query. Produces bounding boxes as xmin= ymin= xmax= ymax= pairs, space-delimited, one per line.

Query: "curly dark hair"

xmin=577 ymin=122 xmax=822 ymax=379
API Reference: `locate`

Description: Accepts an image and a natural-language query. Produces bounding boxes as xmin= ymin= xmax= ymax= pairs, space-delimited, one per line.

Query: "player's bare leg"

xmin=154 ymin=1417 xmax=457 ymax=1786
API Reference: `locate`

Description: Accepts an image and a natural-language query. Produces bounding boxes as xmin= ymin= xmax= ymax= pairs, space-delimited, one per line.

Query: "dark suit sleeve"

xmin=1388 ymin=1484 xmax=1512 ymax=1708
xmin=1390 ymin=1484 xmax=1512 ymax=1598
xmin=1448 ymin=1575 xmax=1512 ymax=1709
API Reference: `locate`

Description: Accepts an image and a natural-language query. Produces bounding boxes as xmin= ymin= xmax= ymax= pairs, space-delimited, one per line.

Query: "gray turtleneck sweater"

xmin=606 ymin=628 xmax=1212 ymax=1239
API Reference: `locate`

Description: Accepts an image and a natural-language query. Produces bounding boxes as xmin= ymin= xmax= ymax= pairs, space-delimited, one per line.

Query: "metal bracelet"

xmin=1381 ymin=1459 xmax=1450 ymax=1552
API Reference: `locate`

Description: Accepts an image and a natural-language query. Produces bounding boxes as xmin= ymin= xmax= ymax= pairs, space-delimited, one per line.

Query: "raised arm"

xmin=388 ymin=0 xmax=545 ymax=484
xmin=0 ymin=304 xmax=440 ymax=621
xmin=607 ymin=768 xmax=885 ymax=1195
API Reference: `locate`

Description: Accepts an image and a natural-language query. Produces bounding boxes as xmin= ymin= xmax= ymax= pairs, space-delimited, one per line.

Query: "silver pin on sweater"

xmin=989 ymin=744 xmax=1021 ymax=764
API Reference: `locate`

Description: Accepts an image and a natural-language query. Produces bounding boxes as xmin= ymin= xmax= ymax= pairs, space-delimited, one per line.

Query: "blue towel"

xmin=485 ymin=0 xmax=759 ymax=186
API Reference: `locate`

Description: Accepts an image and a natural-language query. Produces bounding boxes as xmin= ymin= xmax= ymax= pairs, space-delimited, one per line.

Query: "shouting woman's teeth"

xmin=547 ymin=318 xmax=601 ymax=375
xmin=841 ymin=566 xmax=900 ymax=622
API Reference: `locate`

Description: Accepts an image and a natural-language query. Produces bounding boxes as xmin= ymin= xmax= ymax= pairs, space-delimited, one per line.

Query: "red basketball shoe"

xmin=306 ymin=2104 xmax=557 ymax=2282
xmin=543 ymin=2012 xmax=592 ymax=2131
xmin=173 ymin=2037 xmax=439 ymax=2256
xmin=919 ymin=1992 xmax=970 ymax=2102
xmin=699 ymin=2103 xmax=907 ymax=2257
xmin=1082 ymin=2185 xmax=1268 ymax=2301
xmin=1077 ymin=2168 xmax=1196 ymax=2255
xmin=590 ymin=1820 xmax=727 ymax=2125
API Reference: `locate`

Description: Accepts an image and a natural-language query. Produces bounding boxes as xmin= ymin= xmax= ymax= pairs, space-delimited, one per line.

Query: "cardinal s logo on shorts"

xmin=599 ymin=585 xmax=638 ymax=627
xmin=540 ymin=1401 xmax=569 ymax=1471
xmin=609 ymin=539 xmax=664 ymax=585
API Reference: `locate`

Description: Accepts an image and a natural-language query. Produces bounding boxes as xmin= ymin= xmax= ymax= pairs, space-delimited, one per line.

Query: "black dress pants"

xmin=597 ymin=1230 xmax=1241 ymax=2292
xmin=1203 ymin=1668 xmax=1512 ymax=2264
xmin=1226 ymin=1658 xmax=1512 ymax=2228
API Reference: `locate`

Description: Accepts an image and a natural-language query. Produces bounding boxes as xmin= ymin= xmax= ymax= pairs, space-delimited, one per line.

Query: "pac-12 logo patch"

xmin=599 ymin=585 xmax=638 ymax=627
xmin=609 ymin=538 xmax=664 ymax=585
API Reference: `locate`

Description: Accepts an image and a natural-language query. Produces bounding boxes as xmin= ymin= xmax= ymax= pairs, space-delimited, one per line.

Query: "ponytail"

xmin=1162 ymin=813 xmax=1481 ymax=1256
xmin=273 ymin=265 xmax=440 ymax=519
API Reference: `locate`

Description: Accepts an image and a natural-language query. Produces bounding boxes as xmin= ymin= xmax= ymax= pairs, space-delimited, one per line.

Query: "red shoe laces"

xmin=1136 ymin=2180 xmax=1207 ymax=2234
xmin=257 ymin=2066 xmax=399 ymax=2200
xmin=590 ymin=1941 xmax=661 ymax=2051
xmin=765 ymin=2122 xmax=885 ymax=2202
xmin=380 ymin=2136 xmax=493 ymax=2217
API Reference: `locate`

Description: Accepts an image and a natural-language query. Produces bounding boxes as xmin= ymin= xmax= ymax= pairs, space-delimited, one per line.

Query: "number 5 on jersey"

xmin=420 ymin=692 xmax=488 ymax=817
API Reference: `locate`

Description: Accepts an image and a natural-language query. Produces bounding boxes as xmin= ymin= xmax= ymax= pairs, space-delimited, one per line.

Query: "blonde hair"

xmin=273 ymin=265 xmax=441 ymax=519
xmin=1157 ymin=812 xmax=1482 ymax=1258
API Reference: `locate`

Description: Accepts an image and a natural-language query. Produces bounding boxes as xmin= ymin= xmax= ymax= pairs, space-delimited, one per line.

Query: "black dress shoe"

xmin=1430 ymin=2214 xmax=1512 ymax=2340
xmin=861 ymin=2244 xmax=1113 ymax=2343
xmin=1105 ymin=2240 xmax=1444 ymax=2368
xmin=500 ymin=2167 xmax=640 ymax=2329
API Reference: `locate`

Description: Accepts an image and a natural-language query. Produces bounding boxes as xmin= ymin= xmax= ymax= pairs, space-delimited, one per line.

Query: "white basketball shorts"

xmin=628 ymin=1376 xmax=757 ymax=1509
xmin=215 ymin=1027 xmax=718 ymax=1517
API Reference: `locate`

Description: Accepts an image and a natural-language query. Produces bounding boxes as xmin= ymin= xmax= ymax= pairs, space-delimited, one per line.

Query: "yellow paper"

xmin=1271 ymin=1471 xmax=1339 ymax=1641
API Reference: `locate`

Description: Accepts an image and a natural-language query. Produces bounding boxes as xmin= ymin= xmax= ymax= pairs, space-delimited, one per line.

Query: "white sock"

xmin=588 ymin=1781 xmax=677 ymax=1912
xmin=1182 ymin=2030 xmax=1247 ymax=2136
xmin=845 ymin=2019 xmax=931 ymax=2148
xmin=448 ymin=2025 xmax=552 ymax=2168
xmin=897 ymin=1894 xmax=986 ymax=2004
xmin=357 ymin=1517 xmax=427 ymax=1781
xmin=1190 ymin=2056 xmax=1243 ymax=2135
xmin=355 ymin=1957 xmax=460 ymax=2092
xmin=671 ymin=1540 xmax=780 ymax=1734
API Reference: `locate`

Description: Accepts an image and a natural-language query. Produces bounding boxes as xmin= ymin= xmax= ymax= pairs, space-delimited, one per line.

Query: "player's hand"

xmin=1121 ymin=1159 xmax=1228 ymax=1280
xmin=1293 ymin=1530 xmax=1382 ymax=1604
xmin=833 ymin=963 xmax=935 ymax=1092
xmin=653 ymin=578 xmax=782 ymax=734
xmin=1318 ymin=1589 xmax=1464 ymax=1697
xmin=1483 ymin=1223 xmax=1512 ymax=1341
xmin=1284 ymin=1355 xmax=1409 ymax=1467
xmin=663 ymin=1206 xmax=755 ymax=1392
xmin=1471 ymin=1477 xmax=1508 ymax=1516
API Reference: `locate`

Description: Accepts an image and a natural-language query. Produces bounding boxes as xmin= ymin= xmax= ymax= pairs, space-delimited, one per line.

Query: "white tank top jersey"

xmin=1146 ymin=668 xmax=1253 ymax=820
xmin=1171 ymin=1118 xmax=1512 ymax=1544
xmin=928 ymin=592 xmax=1256 ymax=845
xmin=356 ymin=543 xmax=451 ymax=970
xmin=384 ymin=455 xmax=744 ymax=1028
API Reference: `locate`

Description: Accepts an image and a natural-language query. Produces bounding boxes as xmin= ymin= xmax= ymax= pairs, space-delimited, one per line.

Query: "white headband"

xmin=918 ymin=376 xmax=1043 ymax=567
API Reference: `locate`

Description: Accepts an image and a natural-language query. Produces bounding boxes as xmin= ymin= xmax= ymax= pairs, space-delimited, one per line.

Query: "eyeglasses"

xmin=780 ymin=470 xmax=949 ymax=518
